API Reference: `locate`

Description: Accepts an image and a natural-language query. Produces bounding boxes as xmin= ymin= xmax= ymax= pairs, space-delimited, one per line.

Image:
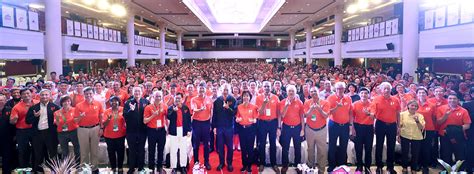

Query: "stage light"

xmin=359 ymin=58 xmax=364 ymax=63
xmin=97 ymin=0 xmax=110 ymax=10
xmin=82 ymin=0 xmax=95 ymax=6
xmin=110 ymin=4 xmax=126 ymax=17
xmin=358 ymin=0 xmax=370 ymax=10
xmin=347 ymin=4 xmax=358 ymax=14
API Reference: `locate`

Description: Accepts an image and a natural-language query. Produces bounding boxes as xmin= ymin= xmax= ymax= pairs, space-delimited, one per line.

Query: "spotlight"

xmin=347 ymin=4 xmax=358 ymax=14
xmin=328 ymin=49 xmax=333 ymax=54
xmin=71 ymin=44 xmax=79 ymax=51
xmin=110 ymin=4 xmax=126 ymax=17
xmin=386 ymin=43 xmax=394 ymax=50
xmin=358 ymin=0 xmax=370 ymax=10
xmin=97 ymin=0 xmax=110 ymax=10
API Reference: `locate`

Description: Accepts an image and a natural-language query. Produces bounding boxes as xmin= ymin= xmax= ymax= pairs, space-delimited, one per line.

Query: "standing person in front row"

xmin=213 ymin=84 xmax=237 ymax=172
xmin=168 ymin=93 xmax=192 ymax=174
xmin=26 ymin=89 xmax=60 ymax=173
xmin=54 ymin=96 xmax=80 ymax=164
xmin=399 ymin=100 xmax=425 ymax=173
xmin=123 ymin=87 xmax=149 ymax=174
xmin=436 ymin=94 xmax=471 ymax=171
xmin=103 ymin=96 xmax=126 ymax=173
xmin=304 ymin=86 xmax=329 ymax=174
xmin=352 ymin=87 xmax=374 ymax=173
xmin=191 ymin=83 xmax=213 ymax=170
xmin=236 ymin=91 xmax=258 ymax=173
xmin=279 ymin=85 xmax=304 ymax=174
xmin=326 ymin=82 xmax=353 ymax=172
xmin=255 ymin=81 xmax=280 ymax=173
xmin=367 ymin=82 xmax=400 ymax=174
xmin=144 ymin=91 xmax=168 ymax=174
xmin=75 ymin=87 xmax=104 ymax=174
xmin=416 ymin=87 xmax=436 ymax=174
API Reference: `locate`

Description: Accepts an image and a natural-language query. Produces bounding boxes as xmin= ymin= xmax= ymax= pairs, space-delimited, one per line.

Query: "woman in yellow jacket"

xmin=399 ymin=100 xmax=425 ymax=174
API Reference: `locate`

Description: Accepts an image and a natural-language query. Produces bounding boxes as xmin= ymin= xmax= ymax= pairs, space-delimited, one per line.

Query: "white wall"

xmin=165 ymin=49 xmax=179 ymax=59
xmin=135 ymin=45 xmax=160 ymax=59
xmin=183 ymin=51 xmax=288 ymax=59
xmin=311 ymin=45 xmax=334 ymax=59
xmin=0 ymin=28 xmax=44 ymax=59
xmin=419 ymin=23 xmax=474 ymax=58
xmin=342 ymin=35 xmax=402 ymax=58
xmin=293 ymin=49 xmax=306 ymax=59
xmin=62 ymin=36 xmax=127 ymax=59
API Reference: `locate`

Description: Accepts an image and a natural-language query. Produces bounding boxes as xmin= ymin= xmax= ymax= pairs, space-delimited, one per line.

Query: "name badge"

xmin=311 ymin=115 xmax=317 ymax=121
xmin=62 ymin=125 xmax=68 ymax=132
xmin=157 ymin=120 xmax=162 ymax=128
xmin=265 ymin=109 xmax=271 ymax=116
xmin=113 ymin=124 xmax=119 ymax=132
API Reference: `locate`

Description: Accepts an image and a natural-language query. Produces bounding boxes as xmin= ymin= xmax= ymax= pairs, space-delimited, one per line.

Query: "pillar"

xmin=45 ymin=0 xmax=62 ymax=75
xmin=402 ymin=0 xmax=419 ymax=79
xmin=126 ymin=15 xmax=135 ymax=67
xmin=177 ymin=30 xmax=183 ymax=63
xmin=304 ymin=22 xmax=312 ymax=64
xmin=289 ymin=31 xmax=295 ymax=63
xmin=334 ymin=6 xmax=343 ymax=66
xmin=159 ymin=24 xmax=166 ymax=65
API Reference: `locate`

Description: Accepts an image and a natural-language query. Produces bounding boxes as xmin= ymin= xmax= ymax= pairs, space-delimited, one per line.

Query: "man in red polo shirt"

xmin=190 ymin=83 xmax=213 ymax=170
xmin=436 ymin=94 xmax=471 ymax=170
xmin=352 ymin=87 xmax=374 ymax=172
xmin=279 ymin=85 xmax=304 ymax=174
xmin=143 ymin=91 xmax=168 ymax=173
xmin=326 ymin=82 xmax=353 ymax=172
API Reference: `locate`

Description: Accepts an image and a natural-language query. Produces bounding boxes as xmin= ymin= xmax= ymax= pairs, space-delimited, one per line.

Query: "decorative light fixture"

xmin=347 ymin=4 xmax=358 ymax=14
xmin=371 ymin=0 xmax=383 ymax=4
xmin=206 ymin=0 xmax=264 ymax=23
xmin=82 ymin=0 xmax=96 ymax=6
xmin=357 ymin=0 xmax=370 ymax=10
xmin=110 ymin=3 xmax=127 ymax=17
xmin=97 ymin=0 xmax=110 ymax=10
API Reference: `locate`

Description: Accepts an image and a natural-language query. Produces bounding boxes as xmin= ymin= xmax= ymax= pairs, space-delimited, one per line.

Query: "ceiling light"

xmin=347 ymin=4 xmax=358 ymax=14
xmin=371 ymin=0 xmax=383 ymax=4
xmin=97 ymin=0 xmax=110 ymax=10
xmin=28 ymin=3 xmax=45 ymax=9
xmin=110 ymin=3 xmax=126 ymax=17
xmin=82 ymin=0 xmax=95 ymax=6
xmin=206 ymin=0 xmax=264 ymax=23
xmin=358 ymin=0 xmax=370 ymax=10
xmin=65 ymin=11 xmax=70 ymax=13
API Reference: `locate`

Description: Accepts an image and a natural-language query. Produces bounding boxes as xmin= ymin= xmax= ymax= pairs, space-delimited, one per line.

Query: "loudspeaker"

xmin=328 ymin=49 xmax=333 ymax=54
xmin=303 ymin=51 xmax=306 ymax=55
xmin=152 ymin=58 xmax=156 ymax=61
xmin=137 ymin=49 xmax=142 ymax=54
xmin=31 ymin=59 xmax=43 ymax=65
xmin=165 ymin=52 xmax=169 ymax=56
xmin=71 ymin=44 xmax=79 ymax=51
xmin=386 ymin=43 xmax=395 ymax=50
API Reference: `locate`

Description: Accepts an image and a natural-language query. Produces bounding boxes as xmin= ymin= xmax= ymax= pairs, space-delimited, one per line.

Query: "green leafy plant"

xmin=41 ymin=155 xmax=79 ymax=174
xmin=438 ymin=159 xmax=464 ymax=173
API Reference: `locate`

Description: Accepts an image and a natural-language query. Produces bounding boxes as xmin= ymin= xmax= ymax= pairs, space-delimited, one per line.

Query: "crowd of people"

xmin=0 ymin=61 xmax=473 ymax=174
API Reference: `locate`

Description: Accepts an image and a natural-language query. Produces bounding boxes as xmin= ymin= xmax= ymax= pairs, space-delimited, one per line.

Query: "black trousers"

xmin=32 ymin=129 xmax=58 ymax=172
xmin=216 ymin=126 xmax=234 ymax=166
xmin=419 ymin=130 xmax=437 ymax=168
xmin=354 ymin=123 xmax=374 ymax=168
xmin=192 ymin=120 xmax=211 ymax=164
xmin=105 ymin=137 xmax=126 ymax=169
xmin=401 ymin=137 xmax=421 ymax=170
xmin=257 ymin=119 xmax=277 ymax=166
xmin=126 ymin=133 xmax=146 ymax=173
xmin=375 ymin=120 xmax=397 ymax=169
xmin=0 ymin=130 xmax=16 ymax=173
xmin=280 ymin=124 xmax=302 ymax=166
xmin=238 ymin=124 xmax=256 ymax=167
xmin=16 ymin=128 xmax=34 ymax=168
xmin=147 ymin=127 xmax=166 ymax=169
xmin=440 ymin=135 xmax=466 ymax=170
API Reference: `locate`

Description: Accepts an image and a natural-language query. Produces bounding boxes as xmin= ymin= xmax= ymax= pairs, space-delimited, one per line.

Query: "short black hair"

xmin=59 ymin=95 xmax=71 ymax=106
xmin=241 ymin=91 xmax=252 ymax=99
xmin=175 ymin=92 xmax=184 ymax=98
xmin=359 ymin=87 xmax=370 ymax=94
xmin=109 ymin=96 xmax=121 ymax=103
xmin=19 ymin=88 xmax=31 ymax=95
xmin=83 ymin=87 xmax=94 ymax=93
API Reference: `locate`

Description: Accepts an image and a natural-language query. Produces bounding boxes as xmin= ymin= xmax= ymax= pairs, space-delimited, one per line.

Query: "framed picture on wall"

xmin=373 ymin=23 xmax=379 ymax=37
xmin=28 ymin=11 xmax=39 ymax=31
xmin=424 ymin=10 xmax=435 ymax=29
xmin=359 ymin=27 xmax=364 ymax=40
xmin=460 ymin=2 xmax=473 ymax=24
xmin=435 ymin=7 xmax=446 ymax=28
xmin=117 ymin=31 xmax=121 ymax=43
xmin=134 ymin=35 xmax=138 ymax=45
xmin=379 ymin=22 xmax=385 ymax=36
xmin=348 ymin=30 xmax=352 ymax=41
xmin=391 ymin=19 xmax=398 ymax=35
xmin=15 ymin=8 xmax=28 ymax=29
xmin=385 ymin=20 xmax=392 ymax=36
xmin=330 ymin=35 xmax=335 ymax=44
xmin=74 ymin=21 xmax=81 ymax=36
xmin=351 ymin=29 xmax=356 ymax=41
xmin=104 ymin=28 xmax=109 ymax=41
xmin=112 ymin=30 xmax=116 ymax=42
xmin=355 ymin=28 xmax=360 ymax=40
xmin=93 ymin=26 xmax=99 ymax=39
xmin=66 ymin=19 xmax=74 ymax=36
xmin=108 ymin=29 xmax=113 ymax=41
xmin=447 ymin=4 xmax=460 ymax=26
xmin=81 ymin=23 xmax=87 ymax=38
xmin=368 ymin=25 xmax=374 ymax=38
xmin=99 ymin=27 xmax=104 ymax=40
xmin=1 ymin=5 xmax=15 ymax=28
xmin=87 ymin=24 xmax=93 ymax=39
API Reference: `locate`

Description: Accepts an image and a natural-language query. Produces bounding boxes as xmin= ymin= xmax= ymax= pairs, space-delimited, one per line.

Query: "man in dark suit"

xmin=26 ymin=89 xmax=60 ymax=172
xmin=0 ymin=93 xmax=16 ymax=174
xmin=212 ymin=84 xmax=237 ymax=172
xmin=167 ymin=93 xmax=192 ymax=174
xmin=462 ymin=88 xmax=474 ymax=173
xmin=123 ymin=86 xmax=149 ymax=174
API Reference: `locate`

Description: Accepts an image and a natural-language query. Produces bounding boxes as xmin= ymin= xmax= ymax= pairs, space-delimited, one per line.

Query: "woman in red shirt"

xmin=54 ymin=95 xmax=80 ymax=163
xmin=235 ymin=91 xmax=258 ymax=173
xmin=102 ymin=96 xmax=126 ymax=173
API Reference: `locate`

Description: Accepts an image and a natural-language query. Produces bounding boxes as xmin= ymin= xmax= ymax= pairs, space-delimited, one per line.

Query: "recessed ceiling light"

xmin=158 ymin=4 xmax=162 ymax=6
xmin=65 ymin=11 xmax=69 ymax=13
xmin=306 ymin=3 xmax=310 ymax=6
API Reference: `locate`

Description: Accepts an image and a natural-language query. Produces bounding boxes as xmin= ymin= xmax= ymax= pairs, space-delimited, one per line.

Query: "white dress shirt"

xmin=38 ymin=102 xmax=49 ymax=130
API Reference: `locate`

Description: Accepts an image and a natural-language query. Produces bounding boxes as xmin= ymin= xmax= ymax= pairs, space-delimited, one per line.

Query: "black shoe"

xmin=240 ymin=165 xmax=247 ymax=172
xmin=376 ymin=167 xmax=383 ymax=174
xmin=327 ymin=167 xmax=334 ymax=173
xmin=205 ymin=163 xmax=211 ymax=170
xmin=180 ymin=167 xmax=187 ymax=174
xmin=364 ymin=167 xmax=372 ymax=173
xmin=210 ymin=148 xmax=214 ymax=153
xmin=422 ymin=167 xmax=429 ymax=174
xmin=356 ymin=166 xmax=363 ymax=172
xmin=92 ymin=169 xmax=99 ymax=174
xmin=246 ymin=165 xmax=252 ymax=173
xmin=227 ymin=165 xmax=234 ymax=172
xmin=281 ymin=166 xmax=288 ymax=174
xmin=171 ymin=168 xmax=178 ymax=174
xmin=388 ymin=168 xmax=397 ymax=174
xmin=217 ymin=164 xmax=224 ymax=171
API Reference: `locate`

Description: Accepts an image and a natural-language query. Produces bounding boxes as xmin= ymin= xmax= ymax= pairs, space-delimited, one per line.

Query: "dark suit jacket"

xmin=123 ymin=98 xmax=149 ymax=134
xmin=167 ymin=105 xmax=192 ymax=136
xmin=212 ymin=95 xmax=237 ymax=128
xmin=26 ymin=102 xmax=60 ymax=134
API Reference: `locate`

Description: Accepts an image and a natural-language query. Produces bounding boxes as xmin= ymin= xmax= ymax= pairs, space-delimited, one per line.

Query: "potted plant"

xmin=438 ymin=159 xmax=467 ymax=174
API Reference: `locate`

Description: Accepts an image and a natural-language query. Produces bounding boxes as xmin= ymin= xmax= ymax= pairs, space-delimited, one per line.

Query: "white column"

xmin=289 ymin=31 xmax=295 ymax=63
xmin=304 ymin=22 xmax=312 ymax=64
xmin=45 ymin=0 xmax=62 ymax=75
xmin=402 ymin=0 xmax=419 ymax=79
xmin=126 ymin=15 xmax=135 ymax=67
xmin=334 ymin=6 xmax=343 ymax=66
xmin=159 ymin=24 xmax=166 ymax=65
xmin=177 ymin=30 xmax=183 ymax=63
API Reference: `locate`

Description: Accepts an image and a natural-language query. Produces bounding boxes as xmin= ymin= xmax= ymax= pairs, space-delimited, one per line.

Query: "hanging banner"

xmin=81 ymin=23 xmax=87 ymax=38
xmin=108 ymin=29 xmax=113 ymax=41
xmin=391 ymin=19 xmax=398 ymax=35
xmin=15 ymin=8 xmax=27 ymax=29
xmin=373 ymin=23 xmax=379 ymax=37
xmin=460 ymin=2 xmax=473 ymax=24
xmin=74 ymin=21 xmax=81 ymax=37
xmin=104 ymin=28 xmax=109 ymax=41
xmin=379 ymin=22 xmax=385 ymax=36
xmin=435 ymin=7 xmax=446 ymax=28
xmin=424 ymin=10 xmax=435 ymax=29
xmin=87 ymin=24 xmax=93 ymax=39
xmin=117 ymin=31 xmax=121 ymax=43
xmin=2 ymin=6 xmax=15 ymax=28
xmin=99 ymin=27 xmax=104 ymax=40
xmin=385 ymin=20 xmax=392 ymax=36
xmin=66 ymin=19 xmax=74 ymax=36
xmin=28 ymin=11 xmax=39 ymax=31
xmin=93 ymin=26 xmax=99 ymax=39
xmin=447 ymin=4 xmax=460 ymax=26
